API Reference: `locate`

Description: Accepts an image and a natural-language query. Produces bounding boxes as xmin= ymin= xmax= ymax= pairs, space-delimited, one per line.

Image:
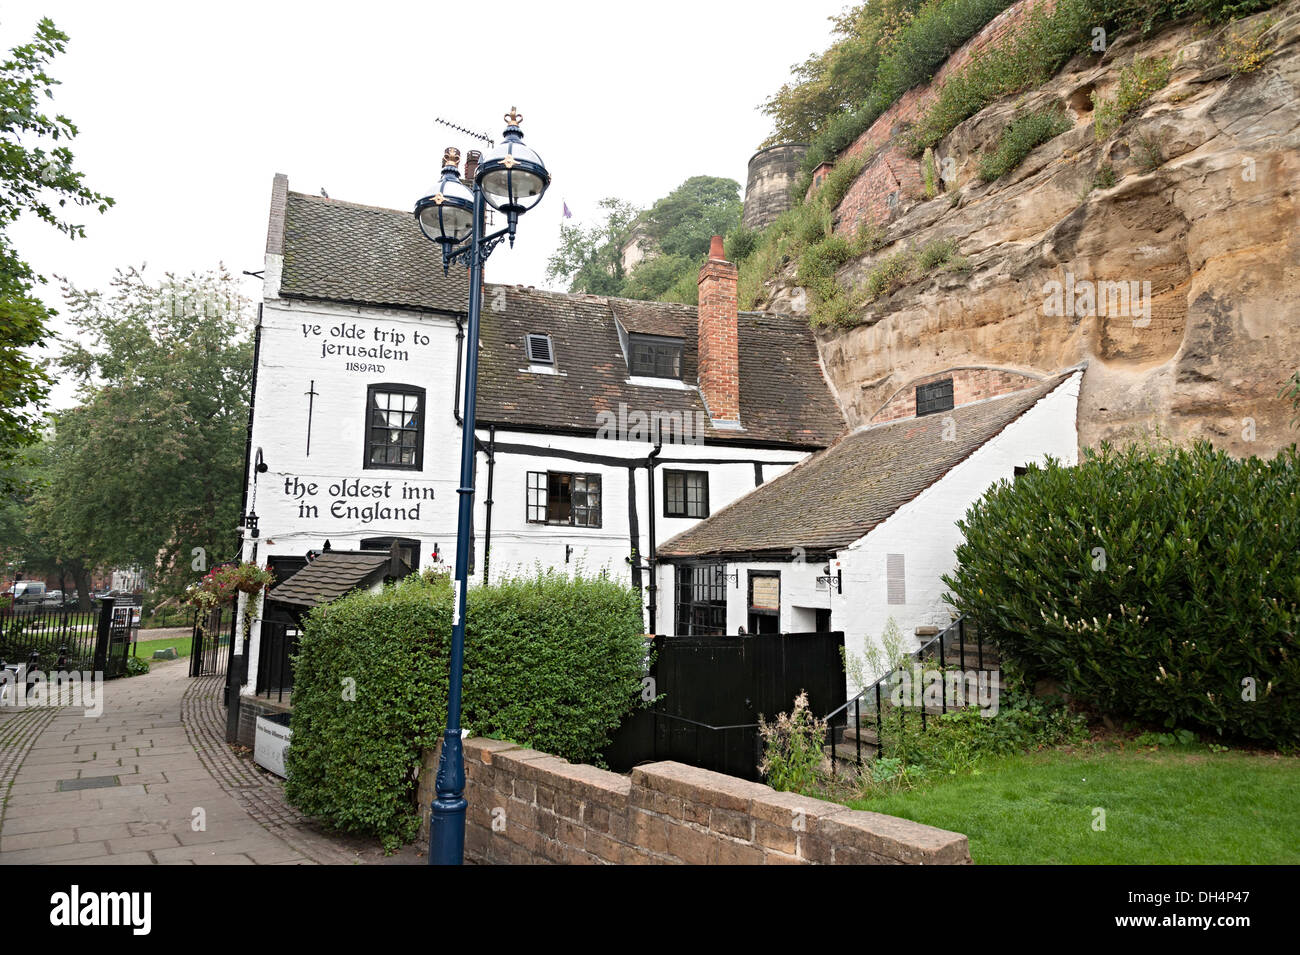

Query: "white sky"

xmin=3 ymin=0 xmax=845 ymax=410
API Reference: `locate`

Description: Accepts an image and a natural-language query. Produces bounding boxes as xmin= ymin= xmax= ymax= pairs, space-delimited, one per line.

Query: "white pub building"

xmin=236 ymin=172 xmax=1082 ymax=708
xmin=235 ymin=175 xmax=844 ymax=697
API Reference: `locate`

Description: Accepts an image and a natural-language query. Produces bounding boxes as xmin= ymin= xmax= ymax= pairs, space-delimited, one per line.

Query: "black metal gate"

xmin=604 ymin=630 xmax=847 ymax=781
xmin=189 ymin=605 xmax=235 ymax=681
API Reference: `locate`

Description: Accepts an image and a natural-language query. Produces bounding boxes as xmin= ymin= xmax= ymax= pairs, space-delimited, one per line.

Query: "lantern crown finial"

xmin=442 ymin=146 xmax=461 ymax=170
xmin=504 ymin=107 xmax=523 ymax=128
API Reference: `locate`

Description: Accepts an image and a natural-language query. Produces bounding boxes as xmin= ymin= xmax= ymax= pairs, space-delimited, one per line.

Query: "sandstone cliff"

xmin=770 ymin=3 xmax=1300 ymax=456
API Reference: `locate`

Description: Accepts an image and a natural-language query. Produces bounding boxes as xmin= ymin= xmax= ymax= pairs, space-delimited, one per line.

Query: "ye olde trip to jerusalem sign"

xmin=300 ymin=320 xmax=433 ymax=373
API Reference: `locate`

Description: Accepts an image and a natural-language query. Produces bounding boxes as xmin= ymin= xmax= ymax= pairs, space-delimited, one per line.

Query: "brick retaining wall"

xmin=819 ymin=0 xmax=1058 ymax=237
xmin=419 ymin=738 xmax=971 ymax=865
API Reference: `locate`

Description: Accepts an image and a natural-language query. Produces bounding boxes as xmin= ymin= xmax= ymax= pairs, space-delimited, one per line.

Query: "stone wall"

xmin=418 ymin=738 xmax=971 ymax=865
xmin=818 ymin=0 xmax=1057 ymax=237
xmin=743 ymin=143 xmax=808 ymax=230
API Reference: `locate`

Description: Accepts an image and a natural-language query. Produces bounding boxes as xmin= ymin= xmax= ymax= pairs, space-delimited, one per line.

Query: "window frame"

xmin=915 ymin=377 xmax=955 ymax=417
xmin=363 ymin=383 xmax=426 ymax=471
xmin=675 ymin=563 xmax=729 ymax=636
xmin=627 ymin=334 xmax=684 ymax=380
xmin=525 ymin=470 xmax=603 ymax=528
xmin=663 ymin=469 xmax=710 ymax=519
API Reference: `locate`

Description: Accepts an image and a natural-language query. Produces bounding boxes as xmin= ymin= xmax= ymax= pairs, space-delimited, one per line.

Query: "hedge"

xmin=943 ymin=442 xmax=1300 ymax=747
xmin=283 ymin=570 xmax=647 ymax=848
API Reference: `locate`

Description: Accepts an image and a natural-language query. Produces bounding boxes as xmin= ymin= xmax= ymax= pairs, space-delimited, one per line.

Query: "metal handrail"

xmin=825 ymin=614 xmax=993 ymax=774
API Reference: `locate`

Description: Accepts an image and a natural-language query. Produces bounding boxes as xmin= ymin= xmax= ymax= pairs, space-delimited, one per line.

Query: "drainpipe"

xmin=482 ymin=426 xmax=495 ymax=582
xmin=646 ymin=437 xmax=663 ymax=634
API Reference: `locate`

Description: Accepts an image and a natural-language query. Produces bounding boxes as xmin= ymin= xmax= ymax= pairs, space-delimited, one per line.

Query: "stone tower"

xmin=741 ymin=143 xmax=808 ymax=231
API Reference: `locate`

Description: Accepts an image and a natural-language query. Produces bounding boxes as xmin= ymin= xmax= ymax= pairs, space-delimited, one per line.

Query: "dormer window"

xmin=525 ymin=333 xmax=553 ymax=365
xmin=628 ymin=335 xmax=683 ymax=379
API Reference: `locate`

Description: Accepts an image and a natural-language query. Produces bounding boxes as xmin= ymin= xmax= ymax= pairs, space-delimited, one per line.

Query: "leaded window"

xmin=915 ymin=377 xmax=955 ymax=417
xmin=366 ymin=384 xmax=424 ymax=469
xmin=526 ymin=471 xmax=602 ymax=527
xmin=676 ymin=563 xmax=728 ymax=636
xmin=664 ymin=470 xmax=709 ymax=518
xmin=629 ymin=337 xmax=683 ymax=379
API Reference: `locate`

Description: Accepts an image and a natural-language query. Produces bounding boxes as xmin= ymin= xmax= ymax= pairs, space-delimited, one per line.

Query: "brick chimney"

xmin=697 ymin=235 xmax=740 ymax=424
xmin=463 ymin=149 xmax=481 ymax=186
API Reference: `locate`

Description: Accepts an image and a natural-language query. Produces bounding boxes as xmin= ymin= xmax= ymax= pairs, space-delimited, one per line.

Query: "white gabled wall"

xmin=838 ymin=373 xmax=1081 ymax=690
xmin=656 ymin=374 xmax=1082 ymax=701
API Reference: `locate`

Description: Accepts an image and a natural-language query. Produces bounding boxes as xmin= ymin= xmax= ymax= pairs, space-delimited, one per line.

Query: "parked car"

xmin=41 ymin=590 xmax=64 ymax=607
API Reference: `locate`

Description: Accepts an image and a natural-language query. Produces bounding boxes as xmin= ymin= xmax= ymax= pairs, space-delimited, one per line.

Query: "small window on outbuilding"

xmin=525 ymin=333 xmax=553 ymax=365
xmin=916 ymin=377 xmax=955 ymax=417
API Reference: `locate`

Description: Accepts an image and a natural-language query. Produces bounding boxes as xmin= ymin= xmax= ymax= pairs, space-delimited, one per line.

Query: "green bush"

xmin=943 ymin=441 xmax=1300 ymax=747
xmin=1092 ymin=55 xmax=1173 ymax=139
xmin=977 ymin=108 xmax=1073 ymax=180
xmin=284 ymin=570 xmax=647 ymax=848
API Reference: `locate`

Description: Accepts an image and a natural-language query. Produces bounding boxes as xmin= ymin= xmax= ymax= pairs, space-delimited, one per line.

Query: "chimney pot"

xmin=709 ymin=234 xmax=725 ymax=260
xmin=464 ymin=149 xmax=482 ymax=184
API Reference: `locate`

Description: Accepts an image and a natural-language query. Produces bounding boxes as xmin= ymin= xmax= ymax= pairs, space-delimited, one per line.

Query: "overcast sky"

xmin=4 ymin=0 xmax=845 ymax=409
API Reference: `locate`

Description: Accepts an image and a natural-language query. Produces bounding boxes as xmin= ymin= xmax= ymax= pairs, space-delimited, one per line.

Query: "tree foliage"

xmin=545 ymin=176 xmax=741 ymax=306
xmin=20 ymin=267 xmax=254 ymax=598
xmin=0 ymin=18 xmax=112 ymax=486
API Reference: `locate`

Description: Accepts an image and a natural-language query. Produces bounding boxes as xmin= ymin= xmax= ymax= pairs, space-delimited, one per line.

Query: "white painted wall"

xmin=838 ymin=373 xmax=1081 ymax=692
xmin=657 ymin=373 xmax=1082 ymax=701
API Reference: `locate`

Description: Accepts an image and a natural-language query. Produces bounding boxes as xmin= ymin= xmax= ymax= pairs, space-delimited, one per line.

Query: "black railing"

xmin=825 ymin=614 xmax=997 ymax=775
xmin=190 ymin=606 xmax=234 ymax=681
xmin=255 ymin=621 xmax=298 ymax=702
xmin=0 ymin=597 xmax=135 ymax=680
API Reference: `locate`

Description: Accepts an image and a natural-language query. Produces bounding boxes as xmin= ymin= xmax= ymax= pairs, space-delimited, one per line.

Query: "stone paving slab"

xmin=0 ymin=658 xmax=423 ymax=865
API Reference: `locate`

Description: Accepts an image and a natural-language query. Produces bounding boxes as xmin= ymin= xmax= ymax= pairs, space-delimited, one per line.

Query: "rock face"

xmin=775 ymin=4 xmax=1300 ymax=457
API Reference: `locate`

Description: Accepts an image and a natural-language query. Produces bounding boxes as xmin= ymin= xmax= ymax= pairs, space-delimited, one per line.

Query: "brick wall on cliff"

xmin=818 ymin=0 xmax=1058 ymax=237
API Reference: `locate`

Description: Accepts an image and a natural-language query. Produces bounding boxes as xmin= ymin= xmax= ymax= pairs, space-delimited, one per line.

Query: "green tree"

xmin=759 ymin=0 xmax=924 ymax=145
xmin=637 ymin=175 xmax=742 ymax=261
xmin=39 ymin=267 xmax=253 ymax=598
xmin=0 ymin=19 xmax=113 ymax=487
xmin=544 ymin=198 xmax=640 ymax=295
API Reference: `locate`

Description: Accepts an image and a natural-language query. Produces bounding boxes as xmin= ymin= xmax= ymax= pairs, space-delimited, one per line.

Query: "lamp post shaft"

xmin=428 ymin=185 xmax=486 ymax=866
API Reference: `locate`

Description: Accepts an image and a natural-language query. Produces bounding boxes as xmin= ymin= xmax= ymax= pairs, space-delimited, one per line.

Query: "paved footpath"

xmin=0 ymin=658 xmax=419 ymax=865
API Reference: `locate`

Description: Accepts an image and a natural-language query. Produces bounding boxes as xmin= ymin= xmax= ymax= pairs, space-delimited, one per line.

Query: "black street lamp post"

xmin=414 ymin=108 xmax=549 ymax=866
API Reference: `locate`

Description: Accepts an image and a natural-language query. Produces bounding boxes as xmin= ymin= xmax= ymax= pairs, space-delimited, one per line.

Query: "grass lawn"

xmin=132 ymin=633 xmax=194 ymax=665
xmin=843 ymin=745 xmax=1300 ymax=864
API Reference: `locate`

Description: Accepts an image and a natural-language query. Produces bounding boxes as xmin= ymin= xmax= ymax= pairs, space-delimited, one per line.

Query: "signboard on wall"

xmin=749 ymin=574 xmax=780 ymax=612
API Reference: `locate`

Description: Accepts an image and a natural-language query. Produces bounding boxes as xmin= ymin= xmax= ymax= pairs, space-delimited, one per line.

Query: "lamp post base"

xmin=428 ymin=728 xmax=467 ymax=865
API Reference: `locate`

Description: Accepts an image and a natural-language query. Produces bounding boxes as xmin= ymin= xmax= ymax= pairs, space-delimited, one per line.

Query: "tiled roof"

xmin=273 ymin=188 xmax=845 ymax=448
xmin=609 ymin=299 xmax=687 ymax=338
xmin=658 ymin=373 xmax=1078 ymax=559
xmin=268 ymin=551 xmax=401 ymax=608
xmin=476 ymin=288 xmax=844 ymax=447
xmin=279 ymin=192 xmax=469 ymax=314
